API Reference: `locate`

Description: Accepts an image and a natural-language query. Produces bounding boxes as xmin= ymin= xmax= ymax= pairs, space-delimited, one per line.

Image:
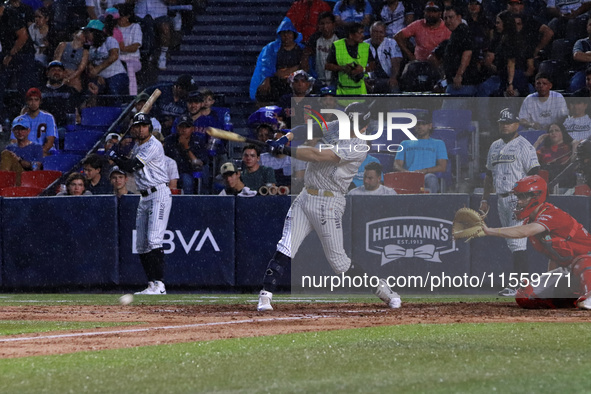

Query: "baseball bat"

xmin=139 ymin=89 xmax=161 ymax=114
xmin=206 ymin=127 xmax=267 ymax=147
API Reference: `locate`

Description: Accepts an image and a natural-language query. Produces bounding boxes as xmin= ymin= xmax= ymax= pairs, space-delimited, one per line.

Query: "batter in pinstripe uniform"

xmin=480 ymin=108 xmax=540 ymax=297
xmin=109 ymin=112 xmax=172 ymax=295
xmin=257 ymin=102 xmax=401 ymax=311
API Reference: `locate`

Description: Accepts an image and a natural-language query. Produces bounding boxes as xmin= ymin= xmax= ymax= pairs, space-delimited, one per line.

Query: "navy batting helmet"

xmin=133 ymin=112 xmax=151 ymax=125
xmin=344 ymin=102 xmax=372 ymax=130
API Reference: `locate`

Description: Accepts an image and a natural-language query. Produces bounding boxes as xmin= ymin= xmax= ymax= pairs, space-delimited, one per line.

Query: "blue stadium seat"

xmin=43 ymin=154 xmax=84 ymax=172
xmin=64 ymin=131 xmax=104 ymax=154
xmin=81 ymin=107 xmax=123 ymax=127
xmin=519 ymin=129 xmax=545 ymax=146
xmin=431 ymin=128 xmax=463 ymax=185
xmin=432 ymin=109 xmax=472 ymax=133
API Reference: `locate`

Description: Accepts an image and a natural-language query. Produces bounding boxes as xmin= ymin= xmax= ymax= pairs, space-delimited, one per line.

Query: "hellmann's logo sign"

xmin=366 ymin=217 xmax=456 ymax=266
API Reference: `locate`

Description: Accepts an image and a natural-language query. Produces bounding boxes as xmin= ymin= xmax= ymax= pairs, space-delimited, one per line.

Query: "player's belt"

xmin=139 ymin=184 xmax=165 ymax=197
xmin=306 ymin=187 xmax=335 ymax=197
xmin=498 ymin=192 xmax=511 ymax=198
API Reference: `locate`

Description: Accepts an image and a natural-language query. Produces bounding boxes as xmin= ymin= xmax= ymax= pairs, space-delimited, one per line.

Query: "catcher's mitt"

xmin=453 ymin=207 xmax=486 ymax=242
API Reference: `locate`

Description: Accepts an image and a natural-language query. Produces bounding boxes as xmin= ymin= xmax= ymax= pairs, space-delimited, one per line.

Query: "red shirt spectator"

xmin=286 ymin=0 xmax=332 ymax=43
xmin=396 ymin=17 xmax=450 ymax=61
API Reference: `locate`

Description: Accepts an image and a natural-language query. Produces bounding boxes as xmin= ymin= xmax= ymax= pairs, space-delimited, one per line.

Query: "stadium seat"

xmin=80 ymin=106 xmax=123 ymax=127
xmin=383 ymin=172 xmax=425 ymax=194
xmin=43 ymin=154 xmax=84 ymax=172
xmin=432 ymin=109 xmax=472 ymax=133
xmin=0 ymin=171 xmax=17 ymax=188
xmin=0 ymin=186 xmax=44 ymax=197
xmin=431 ymin=128 xmax=464 ymax=184
xmin=20 ymin=170 xmax=62 ymax=189
xmin=371 ymin=153 xmax=397 ymax=173
xmin=64 ymin=130 xmax=104 ymax=154
xmin=574 ymin=184 xmax=591 ymax=196
xmin=551 ymin=39 xmax=575 ymax=65
xmin=519 ymin=129 xmax=545 ymax=146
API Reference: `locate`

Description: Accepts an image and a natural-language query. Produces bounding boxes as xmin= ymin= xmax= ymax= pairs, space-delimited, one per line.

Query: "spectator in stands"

xmin=393 ymin=112 xmax=448 ymax=194
xmin=10 ymin=88 xmax=58 ymax=156
xmin=487 ymin=10 xmax=534 ymax=97
xmin=103 ymin=8 xmax=123 ymax=44
xmin=564 ymin=93 xmax=591 ymax=141
xmin=570 ymin=18 xmax=591 ymax=92
xmin=256 ymin=123 xmax=275 ymax=143
xmin=241 ymin=144 xmax=276 ymax=192
xmin=333 ymin=0 xmax=373 ymax=29
xmin=0 ymin=1 xmax=37 ymax=121
xmin=82 ymin=153 xmax=112 ymax=194
xmin=394 ymin=1 xmax=451 ymax=62
xmin=546 ymin=0 xmax=590 ymax=40
xmin=170 ymin=91 xmax=206 ymax=138
xmin=250 ymin=17 xmax=307 ymax=103
xmin=325 ymin=22 xmax=375 ymax=95
xmin=163 ymin=155 xmax=179 ymax=191
xmin=0 ymin=115 xmax=43 ymax=185
xmin=53 ymin=30 xmax=89 ymax=92
xmin=163 ymin=114 xmax=208 ymax=195
xmin=349 ymin=162 xmax=397 ymax=195
xmin=110 ymin=165 xmax=134 ymax=197
xmin=134 ymin=92 xmax=163 ymax=134
xmin=133 ymin=0 xmax=173 ymax=70
xmin=219 ymin=161 xmax=257 ymax=197
xmin=379 ymin=0 xmax=411 ymax=38
xmin=306 ymin=12 xmax=341 ymax=89
xmin=467 ymin=0 xmax=494 ymax=65
xmin=533 ymin=122 xmax=576 ymax=188
xmin=191 ymin=89 xmax=223 ymax=136
xmin=104 ymin=132 xmax=120 ymax=152
xmin=317 ymin=86 xmax=343 ymax=122
xmin=278 ymin=70 xmax=315 ymax=128
xmin=84 ymin=19 xmax=129 ymax=96
xmin=351 ymin=154 xmax=381 ymax=189
xmin=86 ymin=0 xmax=123 ymax=20
xmin=40 ymin=61 xmax=82 ymax=134
xmin=508 ymin=0 xmax=553 ymax=59
xmin=116 ymin=3 xmax=143 ymax=95
xmin=6 ymin=0 xmax=34 ymax=26
xmin=57 ymin=172 xmax=92 ymax=195
xmin=286 ymin=0 xmax=332 ymax=44
xmin=28 ymin=6 xmax=51 ymax=76
xmin=365 ymin=21 xmax=402 ymax=93
xmin=142 ymin=74 xmax=198 ymax=136
xmin=519 ymin=73 xmax=569 ymax=131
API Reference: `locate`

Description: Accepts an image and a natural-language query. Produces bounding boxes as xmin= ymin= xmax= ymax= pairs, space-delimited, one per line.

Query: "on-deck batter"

xmin=257 ymin=102 xmax=401 ymax=311
xmin=109 ymin=112 xmax=172 ymax=295
xmin=480 ymin=108 xmax=540 ymax=296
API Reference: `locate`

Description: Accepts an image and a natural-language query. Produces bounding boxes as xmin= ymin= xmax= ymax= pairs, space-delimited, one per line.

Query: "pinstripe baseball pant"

xmin=135 ymin=184 xmax=172 ymax=254
xmin=498 ymin=194 xmax=527 ymax=252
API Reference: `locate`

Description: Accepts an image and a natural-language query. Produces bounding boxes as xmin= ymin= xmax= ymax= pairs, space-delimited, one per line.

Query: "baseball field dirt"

xmin=2 ymin=301 xmax=591 ymax=359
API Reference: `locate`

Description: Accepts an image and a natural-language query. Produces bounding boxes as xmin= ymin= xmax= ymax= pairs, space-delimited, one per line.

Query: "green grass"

xmin=1 ymin=322 xmax=589 ymax=393
xmin=0 ymin=320 xmax=139 ymax=336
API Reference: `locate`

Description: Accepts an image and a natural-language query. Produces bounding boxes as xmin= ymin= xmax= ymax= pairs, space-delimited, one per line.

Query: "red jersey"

xmin=286 ymin=0 xmax=332 ymax=43
xmin=525 ymin=202 xmax=591 ymax=265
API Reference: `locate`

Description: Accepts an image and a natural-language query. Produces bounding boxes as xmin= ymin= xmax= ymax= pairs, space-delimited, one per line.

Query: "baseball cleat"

xmin=375 ymin=278 xmax=401 ymax=309
xmin=135 ymin=281 xmax=155 ymax=295
xmin=576 ymin=295 xmax=591 ymax=310
xmin=498 ymin=287 xmax=517 ymax=297
xmin=154 ymin=281 xmax=167 ymax=295
xmin=257 ymin=290 xmax=273 ymax=311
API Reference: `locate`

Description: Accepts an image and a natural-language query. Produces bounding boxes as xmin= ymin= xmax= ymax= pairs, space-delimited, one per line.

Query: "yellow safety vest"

xmin=334 ymin=39 xmax=369 ymax=95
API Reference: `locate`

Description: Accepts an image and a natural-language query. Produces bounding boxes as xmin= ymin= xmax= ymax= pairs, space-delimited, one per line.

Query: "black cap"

xmin=175 ymin=74 xmax=197 ymax=91
xmin=46 ymin=60 xmax=65 ymax=70
xmin=424 ymin=1 xmax=441 ymax=10
xmin=177 ymin=114 xmax=193 ymax=127
xmin=345 ymin=102 xmax=372 ymax=129
xmin=497 ymin=108 xmax=519 ymax=123
xmin=133 ymin=112 xmax=151 ymax=125
xmin=187 ymin=90 xmax=205 ymax=102
xmin=414 ymin=111 xmax=431 ymax=123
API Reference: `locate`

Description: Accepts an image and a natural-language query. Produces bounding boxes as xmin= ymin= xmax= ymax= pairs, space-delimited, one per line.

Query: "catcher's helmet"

xmin=133 ymin=112 xmax=151 ymax=126
xmin=345 ymin=102 xmax=372 ymax=130
xmin=511 ymin=175 xmax=547 ymax=220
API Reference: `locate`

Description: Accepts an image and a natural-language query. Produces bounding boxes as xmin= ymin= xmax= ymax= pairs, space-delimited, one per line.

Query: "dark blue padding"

xmin=1 ymin=196 xmax=118 ymax=287
xmin=64 ymin=130 xmax=104 ymax=152
xmin=118 ymin=195 xmax=236 ymax=286
xmin=81 ymin=106 xmax=123 ymax=127
xmin=234 ymin=195 xmax=291 ymax=286
xmin=42 ymin=154 xmax=84 ymax=172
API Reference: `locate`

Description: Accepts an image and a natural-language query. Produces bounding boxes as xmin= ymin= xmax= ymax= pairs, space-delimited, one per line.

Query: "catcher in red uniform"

xmin=482 ymin=175 xmax=591 ymax=309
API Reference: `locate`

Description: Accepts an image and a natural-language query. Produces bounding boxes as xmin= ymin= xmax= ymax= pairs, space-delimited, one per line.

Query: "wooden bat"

xmin=206 ymin=127 xmax=268 ymax=147
xmin=139 ymin=89 xmax=161 ymax=114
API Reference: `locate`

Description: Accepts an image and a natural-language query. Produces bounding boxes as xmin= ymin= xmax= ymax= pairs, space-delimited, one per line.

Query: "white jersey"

xmin=519 ymin=91 xmax=568 ymax=130
xmin=304 ymin=121 xmax=368 ymax=194
xmin=364 ymin=37 xmax=402 ymax=77
xmin=380 ymin=2 xmax=406 ymax=37
xmin=486 ymin=135 xmax=540 ymax=194
xmin=564 ymin=115 xmax=591 ymax=141
xmin=316 ymin=34 xmax=339 ymax=83
xmin=131 ymin=135 xmax=170 ymax=190
xmin=348 ymin=184 xmax=397 ymax=195
xmin=163 ymin=156 xmax=179 ymax=183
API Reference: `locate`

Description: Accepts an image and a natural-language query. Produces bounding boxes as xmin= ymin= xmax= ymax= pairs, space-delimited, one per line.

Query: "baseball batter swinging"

xmin=481 ymin=108 xmax=540 ymax=296
xmin=109 ymin=112 xmax=172 ymax=295
xmin=257 ymin=102 xmax=401 ymax=311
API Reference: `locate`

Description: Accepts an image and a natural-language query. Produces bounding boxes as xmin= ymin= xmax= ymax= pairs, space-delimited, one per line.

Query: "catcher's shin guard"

xmin=262 ymin=251 xmax=290 ymax=293
xmin=515 ymin=285 xmax=559 ymax=309
xmin=572 ymin=255 xmax=591 ymax=297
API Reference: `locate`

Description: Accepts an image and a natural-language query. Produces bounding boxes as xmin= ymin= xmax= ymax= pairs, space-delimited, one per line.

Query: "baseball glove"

xmin=452 ymin=207 xmax=486 ymax=242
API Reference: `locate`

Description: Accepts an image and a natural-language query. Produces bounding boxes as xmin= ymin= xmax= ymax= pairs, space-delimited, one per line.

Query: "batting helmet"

xmin=511 ymin=175 xmax=547 ymax=220
xmin=133 ymin=112 xmax=151 ymax=126
xmin=345 ymin=102 xmax=372 ymax=130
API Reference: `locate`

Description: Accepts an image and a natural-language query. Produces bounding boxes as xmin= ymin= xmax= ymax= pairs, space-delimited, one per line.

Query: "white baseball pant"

xmin=135 ymin=184 xmax=172 ymax=254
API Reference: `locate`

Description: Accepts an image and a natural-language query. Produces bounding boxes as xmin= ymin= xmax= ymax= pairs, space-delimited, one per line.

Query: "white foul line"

xmin=0 ymin=316 xmax=324 ymax=343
